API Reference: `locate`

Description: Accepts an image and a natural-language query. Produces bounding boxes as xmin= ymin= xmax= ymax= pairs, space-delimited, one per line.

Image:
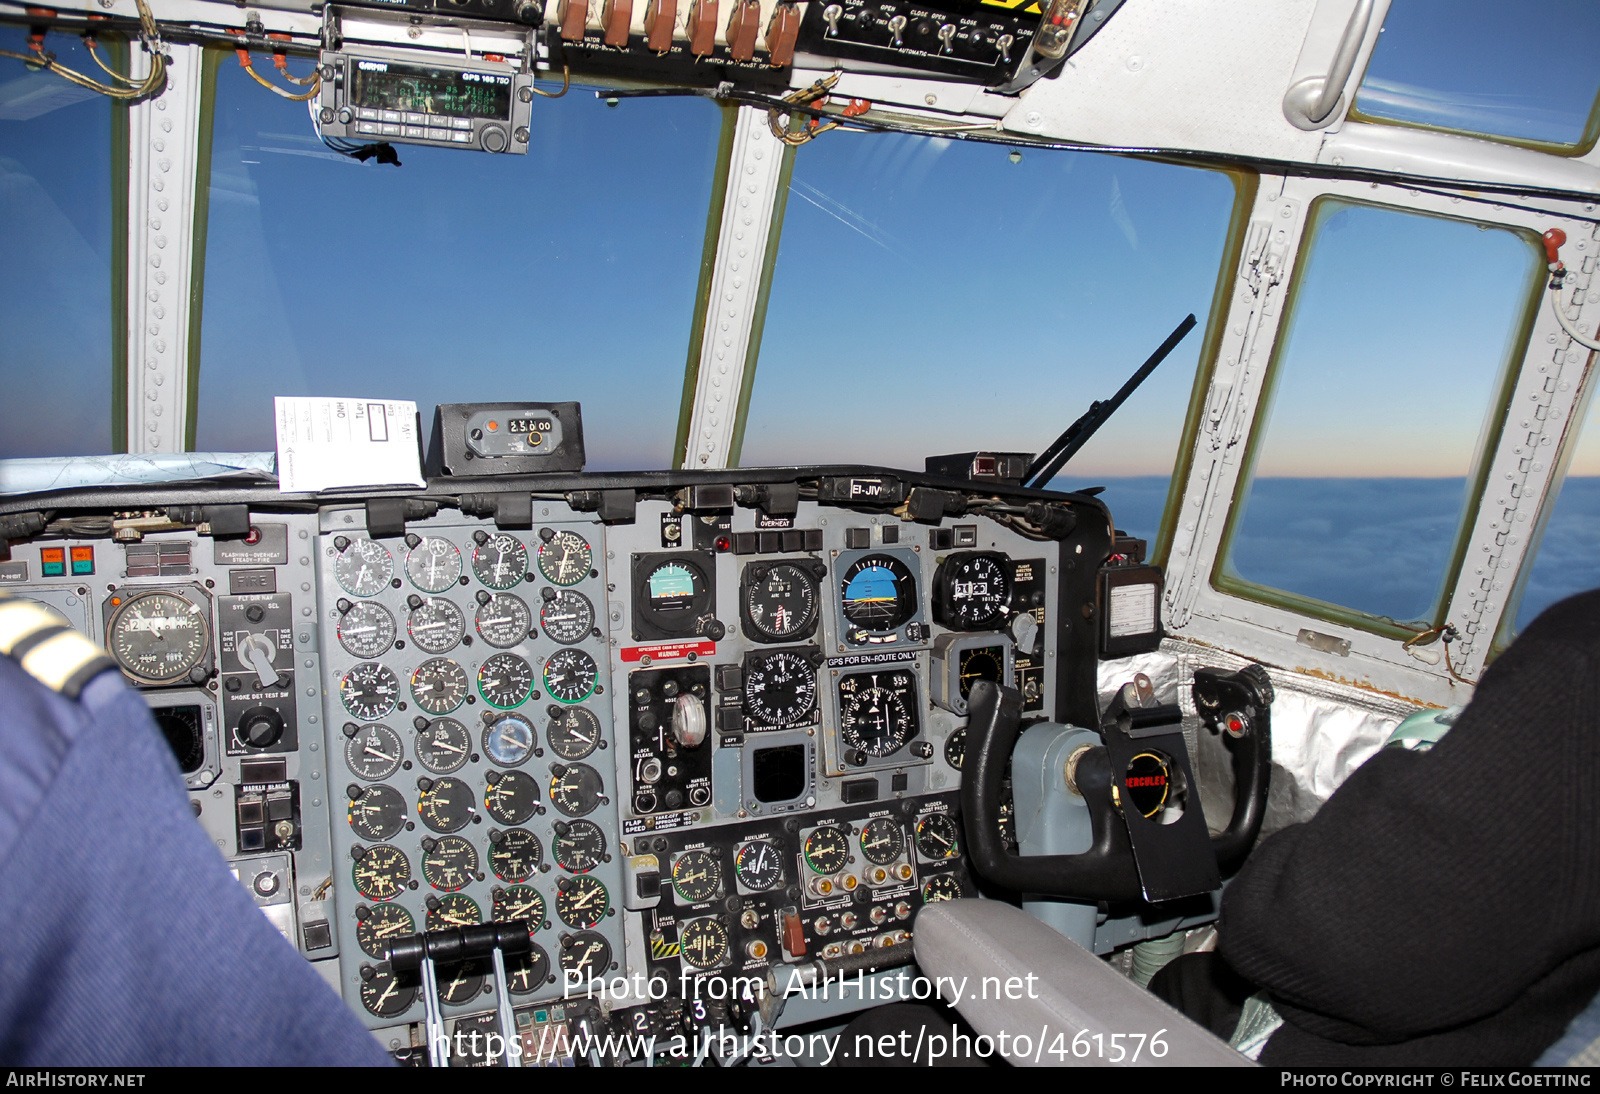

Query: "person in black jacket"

xmin=1158 ymin=588 xmax=1600 ymax=1065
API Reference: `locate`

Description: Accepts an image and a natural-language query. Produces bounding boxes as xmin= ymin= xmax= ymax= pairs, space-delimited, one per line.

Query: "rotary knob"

xmin=239 ymin=706 xmax=286 ymax=749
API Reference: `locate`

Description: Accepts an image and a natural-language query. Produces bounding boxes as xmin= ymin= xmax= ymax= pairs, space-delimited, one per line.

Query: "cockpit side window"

xmin=737 ymin=136 xmax=1240 ymax=547
xmin=1351 ymin=0 xmax=1600 ymax=154
xmin=1215 ymin=199 xmax=1541 ymax=633
xmin=0 ymin=28 xmax=117 ymax=458
xmin=191 ymin=54 xmax=724 ymax=468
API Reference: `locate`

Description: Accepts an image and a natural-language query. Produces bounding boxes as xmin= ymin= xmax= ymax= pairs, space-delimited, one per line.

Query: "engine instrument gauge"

xmin=436 ymin=960 xmax=485 ymax=1005
xmin=743 ymin=650 xmax=818 ymax=728
xmin=735 ymin=841 xmax=783 ymax=892
xmin=671 ymin=849 xmax=722 ymax=904
xmin=475 ymin=593 xmax=532 ymax=649
xmin=679 ymin=918 xmax=729 ymax=970
xmin=344 ymin=722 xmax=403 ymax=781
xmin=933 ymin=552 xmax=1012 ymax=630
xmin=538 ymin=589 xmax=595 ymax=645
xmin=352 ymin=843 xmax=410 ymax=900
xmin=859 ymin=818 xmax=906 ymax=866
xmin=411 ymin=658 xmax=469 ymax=716
xmin=417 ymin=776 xmax=476 ymax=833
xmin=922 ymin=874 xmax=963 ymax=903
xmin=355 ymin=902 xmax=414 ymax=959
xmin=553 ymin=820 xmax=606 ymax=873
xmin=944 ymin=727 xmax=966 ymax=771
xmin=555 ymin=875 xmax=609 ymax=929
xmin=804 ymin=826 xmax=851 ymax=875
xmin=507 ymin=945 xmax=552 ymax=994
xmin=546 ymin=706 xmax=601 ymax=761
xmin=742 ymin=562 xmax=820 ymax=642
xmin=341 ymin=662 xmax=401 ymax=721
xmin=407 ymin=597 xmax=465 ymax=654
xmin=414 ymin=717 xmax=471 ymax=774
xmin=537 ymin=530 xmax=592 ymax=586
xmin=359 ymin=963 xmax=415 ymax=1017
xmin=482 ymin=712 xmax=536 ymax=767
xmin=839 ymin=554 xmax=918 ymax=633
xmin=348 ymin=784 xmax=407 ymax=841
xmin=915 ymin=814 xmax=960 ymax=860
xmin=560 ymin=932 xmax=611 ymax=983
xmin=335 ymin=539 xmax=393 ymax=598
xmin=106 ymin=589 xmax=211 ymax=685
xmin=494 ymin=885 xmax=546 ymax=927
xmin=837 ymin=669 xmax=919 ymax=758
xmin=425 ymin=892 xmax=481 ymax=930
xmin=421 ymin=834 xmax=479 ymax=891
xmin=338 ymin=602 xmax=397 ymax=659
xmin=542 ymin=648 xmax=597 ymax=705
xmin=489 ymin=828 xmax=542 ymax=882
xmin=484 ymin=769 xmax=539 ymax=825
xmin=549 ymin=763 xmax=604 ymax=817
xmin=405 ymin=536 xmax=462 ymax=593
xmin=479 ymin=652 xmax=535 ymax=708
xmin=471 ymin=533 xmax=528 ymax=589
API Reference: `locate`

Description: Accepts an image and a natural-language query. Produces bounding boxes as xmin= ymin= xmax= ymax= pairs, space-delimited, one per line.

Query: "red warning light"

xmin=714 ymin=535 xmax=732 ymax=552
xmin=487 ymin=420 xmax=499 ymax=432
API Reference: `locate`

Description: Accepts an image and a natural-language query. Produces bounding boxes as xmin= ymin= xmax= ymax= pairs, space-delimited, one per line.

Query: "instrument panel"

xmin=0 ymin=465 xmax=1106 ymax=1059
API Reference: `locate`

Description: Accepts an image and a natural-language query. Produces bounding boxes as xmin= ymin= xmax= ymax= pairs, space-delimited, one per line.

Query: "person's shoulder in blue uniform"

xmin=0 ymin=595 xmax=394 ymax=1066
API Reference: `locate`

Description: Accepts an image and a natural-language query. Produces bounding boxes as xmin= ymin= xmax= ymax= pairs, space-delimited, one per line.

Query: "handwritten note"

xmin=274 ymin=397 xmax=426 ymax=493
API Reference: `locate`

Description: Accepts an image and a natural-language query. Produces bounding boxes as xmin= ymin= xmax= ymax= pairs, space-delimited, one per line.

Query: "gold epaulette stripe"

xmin=0 ymin=597 xmax=65 ymax=655
xmin=0 ymin=594 xmax=117 ymax=698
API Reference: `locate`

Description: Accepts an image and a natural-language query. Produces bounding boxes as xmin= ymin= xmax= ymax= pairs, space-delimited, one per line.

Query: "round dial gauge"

xmin=335 ymin=539 xmax=393 ymax=598
xmin=475 ymin=593 xmax=533 ymax=649
xmin=840 ymin=555 xmax=918 ymax=633
xmin=958 ymin=644 xmax=1007 ymax=703
xmin=359 ymin=964 xmax=415 ymax=1018
xmin=425 ymin=892 xmax=481 ymax=931
xmin=355 ymin=902 xmax=414 ymax=959
xmin=546 ymin=706 xmax=601 ymax=761
xmin=494 ymin=884 xmax=546 ymax=926
xmin=348 ymin=784 xmax=407 ymax=841
xmin=352 ymin=844 xmax=410 ymax=901
xmin=680 ymin=918 xmax=729 ymax=970
xmin=542 ymin=648 xmax=598 ymax=705
xmin=640 ymin=559 xmax=709 ymax=628
xmin=344 ymin=723 xmax=403 ymax=781
xmin=411 ymin=658 xmax=468 ymax=716
xmin=471 ymin=533 xmax=528 ymax=589
xmin=484 ymin=770 xmax=540 ymax=825
xmin=417 ymin=776 xmax=476 ymax=833
xmin=560 ymin=932 xmax=611 ymax=983
xmin=743 ymin=651 xmax=817 ymax=727
xmin=340 ymin=662 xmax=400 ymax=721
xmin=735 ymin=841 xmax=783 ymax=892
xmin=943 ymin=727 xmax=966 ymax=771
xmin=507 ymin=945 xmax=552 ymax=995
xmin=804 ymin=826 xmax=851 ymax=875
xmin=859 ymin=818 xmax=907 ymax=866
xmin=539 ymin=589 xmax=595 ymax=645
xmin=407 ymin=598 xmax=465 ymax=654
xmin=553 ymin=820 xmax=606 ymax=873
xmin=915 ymin=814 xmax=960 ymax=860
xmin=106 ymin=590 xmax=210 ymax=685
xmin=482 ymin=712 xmax=536 ymax=767
xmin=436 ymin=960 xmax=486 ymax=1006
xmin=936 ymin=553 xmax=1011 ymax=630
xmin=338 ymin=602 xmax=397 ymax=659
xmin=489 ymin=828 xmax=542 ymax=882
xmin=421 ymin=834 xmax=479 ymax=891
xmin=537 ymin=530 xmax=593 ymax=586
xmin=549 ymin=763 xmax=604 ymax=817
xmin=837 ymin=669 xmax=918 ymax=758
xmin=922 ymin=874 xmax=963 ymax=903
xmin=414 ymin=717 xmax=470 ymax=774
xmin=555 ymin=875 xmax=609 ymax=929
xmin=479 ymin=653 xmax=535 ymax=709
xmin=405 ymin=536 xmax=462 ymax=593
xmin=671 ymin=850 xmax=722 ymax=904
xmin=743 ymin=563 xmax=819 ymax=641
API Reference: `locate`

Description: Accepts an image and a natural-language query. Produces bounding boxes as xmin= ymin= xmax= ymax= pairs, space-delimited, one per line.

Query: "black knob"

xmin=245 ymin=605 xmax=266 ymax=623
xmin=481 ymin=125 xmax=508 ymax=153
xmin=239 ymin=706 xmax=285 ymax=749
xmin=665 ymin=789 xmax=684 ymax=809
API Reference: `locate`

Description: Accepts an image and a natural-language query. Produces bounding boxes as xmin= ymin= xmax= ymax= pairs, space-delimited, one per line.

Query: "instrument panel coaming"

xmin=0 ymin=473 xmax=1093 ymax=1056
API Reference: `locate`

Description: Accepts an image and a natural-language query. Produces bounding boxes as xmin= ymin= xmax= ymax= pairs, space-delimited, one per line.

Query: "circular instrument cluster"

xmin=106 ymin=587 xmax=213 ymax=686
xmin=836 ymin=667 xmax=920 ymax=759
